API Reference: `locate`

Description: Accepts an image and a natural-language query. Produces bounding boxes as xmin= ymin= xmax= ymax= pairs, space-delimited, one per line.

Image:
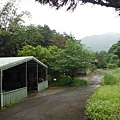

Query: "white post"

xmin=46 ymin=68 xmax=48 ymax=81
xmin=36 ymin=63 xmax=38 ymax=92
xmin=26 ymin=62 xmax=27 ymax=88
xmin=0 ymin=70 xmax=3 ymax=108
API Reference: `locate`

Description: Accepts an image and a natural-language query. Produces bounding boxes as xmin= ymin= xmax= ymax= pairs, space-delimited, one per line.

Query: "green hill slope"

xmin=81 ymin=33 xmax=120 ymax=52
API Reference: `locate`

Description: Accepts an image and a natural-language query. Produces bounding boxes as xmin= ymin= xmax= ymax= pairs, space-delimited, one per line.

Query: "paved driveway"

xmin=0 ymin=70 xmax=106 ymax=120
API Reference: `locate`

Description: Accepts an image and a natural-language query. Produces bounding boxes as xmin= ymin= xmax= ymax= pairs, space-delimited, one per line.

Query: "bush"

xmin=107 ymin=63 xmax=117 ymax=69
xmin=56 ymin=75 xmax=72 ymax=86
xmin=102 ymin=69 xmax=120 ymax=85
xmin=71 ymin=78 xmax=87 ymax=87
xmin=48 ymin=74 xmax=53 ymax=85
xmin=48 ymin=74 xmax=87 ymax=87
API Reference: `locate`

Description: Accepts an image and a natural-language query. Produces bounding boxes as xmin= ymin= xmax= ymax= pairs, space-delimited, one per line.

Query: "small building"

xmin=0 ymin=56 xmax=48 ymax=108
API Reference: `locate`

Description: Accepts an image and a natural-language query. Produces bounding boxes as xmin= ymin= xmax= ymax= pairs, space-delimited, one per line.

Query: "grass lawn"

xmin=86 ymin=85 xmax=120 ymax=120
xmin=86 ymin=69 xmax=120 ymax=120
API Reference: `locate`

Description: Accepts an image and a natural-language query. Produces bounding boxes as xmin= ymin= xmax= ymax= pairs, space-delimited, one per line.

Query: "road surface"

xmin=0 ymin=70 xmax=106 ymax=120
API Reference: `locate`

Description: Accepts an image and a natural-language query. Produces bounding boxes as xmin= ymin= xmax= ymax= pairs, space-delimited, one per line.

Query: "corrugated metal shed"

xmin=0 ymin=56 xmax=48 ymax=71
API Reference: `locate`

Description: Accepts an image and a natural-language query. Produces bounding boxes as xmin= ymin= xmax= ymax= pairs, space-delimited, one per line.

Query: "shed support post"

xmin=36 ymin=63 xmax=38 ymax=92
xmin=46 ymin=68 xmax=48 ymax=81
xmin=26 ymin=62 xmax=27 ymax=88
xmin=0 ymin=70 xmax=3 ymax=108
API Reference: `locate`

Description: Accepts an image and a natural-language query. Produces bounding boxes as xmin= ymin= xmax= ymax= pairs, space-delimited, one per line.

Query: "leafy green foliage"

xmin=48 ymin=74 xmax=72 ymax=86
xmin=102 ymin=69 xmax=120 ymax=85
xmin=47 ymin=74 xmax=53 ymax=85
xmin=108 ymin=40 xmax=120 ymax=57
xmin=52 ymin=32 xmax=68 ymax=48
xmin=57 ymin=75 xmax=72 ymax=86
xmin=24 ymin=25 xmax=43 ymax=47
xmin=48 ymin=74 xmax=87 ymax=87
xmin=0 ymin=0 xmax=30 ymax=57
xmin=107 ymin=63 xmax=118 ymax=69
xmin=18 ymin=45 xmax=51 ymax=63
xmin=47 ymin=39 xmax=94 ymax=79
xmin=38 ymin=25 xmax=53 ymax=47
xmin=107 ymin=40 xmax=120 ymax=67
xmin=71 ymin=78 xmax=87 ymax=87
xmin=86 ymin=69 xmax=120 ymax=119
xmin=95 ymin=51 xmax=107 ymax=68
xmin=86 ymin=85 xmax=120 ymax=120
xmin=65 ymin=39 xmax=95 ymax=75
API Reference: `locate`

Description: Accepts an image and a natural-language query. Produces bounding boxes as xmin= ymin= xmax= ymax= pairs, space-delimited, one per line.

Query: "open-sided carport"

xmin=0 ymin=56 xmax=48 ymax=108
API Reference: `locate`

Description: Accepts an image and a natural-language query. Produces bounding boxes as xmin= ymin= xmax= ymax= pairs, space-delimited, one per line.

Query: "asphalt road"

xmin=0 ymin=70 xmax=106 ymax=120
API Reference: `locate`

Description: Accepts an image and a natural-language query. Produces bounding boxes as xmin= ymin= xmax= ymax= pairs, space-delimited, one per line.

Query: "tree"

xmin=0 ymin=24 xmax=27 ymax=56
xmin=108 ymin=40 xmax=120 ymax=58
xmin=47 ymin=45 xmax=64 ymax=77
xmin=52 ymin=32 xmax=68 ymax=49
xmin=0 ymin=0 xmax=30 ymax=29
xmin=63 ymin=39 xmax=93 ymax=77
xmin=107 ymin=40 xmax=120 ymax=67
xmin=18 ymin=45 xmax=51 ymax=63
xmin=38 ymin=25 xmax=53 ymax=47
xmin=47 ymin=39 xmax=94 ymax=79
xmin=0 ymin=0 xmax=30 ymax=56
xmin=25 ymin=25 xmax=43 ymax=47
xmin=36 ymin=0 xmax=120 ymax=12
xmin=95 ymin=51 xmax=107 ymax=68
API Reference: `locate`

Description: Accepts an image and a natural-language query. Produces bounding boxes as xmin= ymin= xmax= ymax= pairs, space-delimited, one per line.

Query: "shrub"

xmin=48 ymin=74 xmax=53 ymax=85
xmin=71 ymin=78 xmax=87 ymax=87
xmin=48 ymin=75 xmax=87 ymax=87
xmin=56 ymin=75 xmax=72 ymax=86
xmin=107 ymin=63 xmax=117 ymax=69
xmin=102 ymin=69 xmax=120 ymax=85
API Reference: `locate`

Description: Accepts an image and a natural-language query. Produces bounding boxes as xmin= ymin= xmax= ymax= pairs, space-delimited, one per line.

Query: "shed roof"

xmin=0 ymin=56 xmax=48 ymax=71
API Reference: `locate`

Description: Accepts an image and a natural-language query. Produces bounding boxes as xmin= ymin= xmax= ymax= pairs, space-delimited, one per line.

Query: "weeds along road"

xmin=0 ymin=70 xmax=106 ymax=120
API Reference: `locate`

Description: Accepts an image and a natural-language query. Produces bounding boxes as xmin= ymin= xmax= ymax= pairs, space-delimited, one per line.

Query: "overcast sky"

xmin=2 ymin=0 xmax=120 ymax=39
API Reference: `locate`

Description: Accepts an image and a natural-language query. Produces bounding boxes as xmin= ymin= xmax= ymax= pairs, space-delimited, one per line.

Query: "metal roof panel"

xmin=0 ymin=56 xmax=47 ymax=71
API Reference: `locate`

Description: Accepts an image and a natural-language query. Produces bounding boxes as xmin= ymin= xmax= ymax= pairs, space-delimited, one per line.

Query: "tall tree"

xmin=25 ymin=25 xmax=43 ymax=47
xmin=36 ymin=0 xmax=120 ymax=12
xmin=18 ymin=45 xmax=51 ymax=63
xmin=0 ymin=0 xmax=30 ymax=56
xmin=108 ymin=40 xmax=120 ymax=58
xmin=0 ymin=0 xmax=30 ymax=29
xmin=95 ymin=51 xmax=107 ymax=68
xmin=47 ymin=39 xmax=94 ymax=79
xmin=38 ymin=25 xmax=53 ymax=47
xmin=107 ymin=40 xmax=120 ymax=66
xmin=52 ymin=32 xmax=68 ymax=49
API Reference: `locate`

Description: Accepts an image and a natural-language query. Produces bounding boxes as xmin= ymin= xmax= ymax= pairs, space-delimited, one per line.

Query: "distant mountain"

xmin=81 ymin=33 xmax=120 ymax=52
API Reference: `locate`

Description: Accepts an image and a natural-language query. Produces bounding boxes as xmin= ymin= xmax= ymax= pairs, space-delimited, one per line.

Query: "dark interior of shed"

xmin=2 ymin=60 xmax=46 ymax=92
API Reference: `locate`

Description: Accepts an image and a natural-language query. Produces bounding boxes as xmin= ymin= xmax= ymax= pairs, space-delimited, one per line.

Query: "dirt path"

xmin=0 ymin=70 xmax=106 ymax=120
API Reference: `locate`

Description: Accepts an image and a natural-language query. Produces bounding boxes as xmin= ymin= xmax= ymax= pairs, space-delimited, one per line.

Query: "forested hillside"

xmin=81 ymin=33 xmax=120 ymax=52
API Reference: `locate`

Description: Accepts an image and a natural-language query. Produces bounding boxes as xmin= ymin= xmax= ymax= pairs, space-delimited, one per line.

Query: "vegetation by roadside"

xmin=48 ymin=74 xmax=87 ymax=87
xmin=86 ymin=69 xmax=120 ymax=120
xmin=86 ymin=85 xmax=120 ymax=120
xmin=102 ymin=68 xmax=120 ymax=85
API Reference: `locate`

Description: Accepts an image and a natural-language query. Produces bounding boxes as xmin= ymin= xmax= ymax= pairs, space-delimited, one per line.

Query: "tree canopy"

xmin=36 ymin=0 xmax=120 ymax=12
xmin=107 ymin=40 xmax=120 ymax=67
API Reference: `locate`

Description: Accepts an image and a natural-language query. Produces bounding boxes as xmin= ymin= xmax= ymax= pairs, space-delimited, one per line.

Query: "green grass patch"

xmin=86 ymin=85 xmax=120 ymax=120
xmin=102 ymin=68 xmax=120 ymax=85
